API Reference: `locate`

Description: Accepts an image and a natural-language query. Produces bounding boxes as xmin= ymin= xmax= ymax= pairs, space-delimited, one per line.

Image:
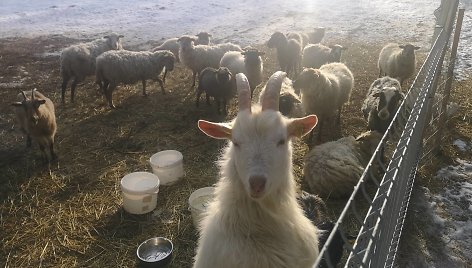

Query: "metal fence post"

xmin=434 ymin=8 xmax=465 ymax=154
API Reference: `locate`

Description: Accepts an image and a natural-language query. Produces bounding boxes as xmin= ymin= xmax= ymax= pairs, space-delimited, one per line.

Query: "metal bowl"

xmin=137 ymin=237 xmax=173 ymax=267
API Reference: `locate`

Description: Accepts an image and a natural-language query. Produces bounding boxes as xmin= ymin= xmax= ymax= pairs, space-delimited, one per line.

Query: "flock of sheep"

xmin=10 ymin=27 xmax=420 ymax=267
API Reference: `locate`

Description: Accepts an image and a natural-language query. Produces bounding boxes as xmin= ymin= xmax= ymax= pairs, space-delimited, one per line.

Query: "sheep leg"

xmin=223 ymin=99 xmax=228 ymax=115
xmin=102 ymin=80 xmax=110 ymax=95
xmin=191 ymin=71 xmax=197 ymax=88
xmin=163 ymin=69 xmax=168 ymax=84
xmin=38 ymin=144 xmax=49 ymax=163
xmin=206 ymin=94 xmax=211 ymax=106
xmin=337 ymin=106 xmax=342 ymax=125
xmin=105 ymin=84 xmax=116 ymax=109
xmin=61 ymin=75 xmax=70 ymax=104
xmin=195 ymin=87 xmax=203 ymax=107
xmin=156 ymin=78 xmax=166 ymax=94
xmin=49 ymin=138 xmax=57 ymax=161
xmin=71 ymin=79 xmax=79 ymax=103
xmin=142 ymin=80 xmax=147 ymax=96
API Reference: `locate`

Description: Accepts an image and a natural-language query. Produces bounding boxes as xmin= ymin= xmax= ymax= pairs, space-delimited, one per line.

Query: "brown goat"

xmin=12 ymin=89 xmax=57 ymax=162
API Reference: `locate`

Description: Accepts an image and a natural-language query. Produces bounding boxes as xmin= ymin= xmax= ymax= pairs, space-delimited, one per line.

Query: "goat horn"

xmin=261 ymin=71 xmax=286 ymax=111
xmin=20 ymin=91 xmax=27 ymax=100
xmin=236 ymin=73 xmax=251 ymax=113
xmin=31 ymin=88 xmax=35 ymax=100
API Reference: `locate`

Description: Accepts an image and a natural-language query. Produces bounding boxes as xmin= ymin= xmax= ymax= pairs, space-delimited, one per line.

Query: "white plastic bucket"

xmin=188 ymin=187 xmax=215 ymax=227
xmin=150 ymin=150 xmax=184 ymax=185
xmin=121 ymin=172 xmax=160 ymax=214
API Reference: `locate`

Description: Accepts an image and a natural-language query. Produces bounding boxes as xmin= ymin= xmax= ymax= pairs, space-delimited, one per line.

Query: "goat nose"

xmin=249 ymin=175 xmax=267 ymax=195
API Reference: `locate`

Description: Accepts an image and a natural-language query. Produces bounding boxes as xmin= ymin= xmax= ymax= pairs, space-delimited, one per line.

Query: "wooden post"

xmin=434 ymin=8 xmax=465 ymax=154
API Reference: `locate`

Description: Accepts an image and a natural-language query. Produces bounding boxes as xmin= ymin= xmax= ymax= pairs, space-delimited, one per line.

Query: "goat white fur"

xmin=378 ymin=43 xmax=420 ymax=85
xmin=95 ymin=50 xmax=175 ymax=108
xmin=220 ymin=47 xmax=264 ymax=97
xmin=12 ymin=89 xmax=57 ymax=162
xmin=60 ymin=33 xmax=123 ymax=103
xmin=195 ymin=72 xmax=320 ymax=268
xmin=304 ymin=131 xmax=382 ymax=198
xmin=293 ymin=63 xmax=354 ymax=141
xmin=178 ymin=35 xmax=242 ymax=87
xmin=152 ymin=32 xmax=211 ymax=62
xmin=302 ymin=44 xmax=346 ymax=69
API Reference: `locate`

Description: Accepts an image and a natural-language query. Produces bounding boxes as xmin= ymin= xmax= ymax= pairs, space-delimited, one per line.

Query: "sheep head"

xmin=177 ymin=35 xmax=197 ymax=50
xmin=399 ymin=44 xmax=420 ymax=58
xmin=104 ymin=33 xmax=124 ymax=50
xmin=373 ymin=87 xmax=404 ymax=120
xmin=267 ymin=32 xmax=287 ymax=48
xmin=198 ymin=72 xmax=317 ymax=200
xmin=195 ymin=32 xmax=212 ymax=45
xmin=292 ymin=68 xmax=324 ymax=95
xmin=355 ymin=130 xmax=382 ymax=156
xmin=11 ymin=89 xmax=46 ymax=125
xmin=329 ymin=44 xmax=347 ymax=62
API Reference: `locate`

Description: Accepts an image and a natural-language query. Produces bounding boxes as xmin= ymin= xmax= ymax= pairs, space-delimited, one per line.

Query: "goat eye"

xmin=277 ymin=139 xmax=286 ymax=146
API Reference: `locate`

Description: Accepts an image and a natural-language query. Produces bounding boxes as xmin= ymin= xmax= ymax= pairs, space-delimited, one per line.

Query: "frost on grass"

xmin=427 ymin=159 xmax=472 ymax=266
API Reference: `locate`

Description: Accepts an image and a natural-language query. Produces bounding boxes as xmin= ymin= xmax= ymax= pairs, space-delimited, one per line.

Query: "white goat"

xmin=195 ymin=72 xmax=320 ymax=268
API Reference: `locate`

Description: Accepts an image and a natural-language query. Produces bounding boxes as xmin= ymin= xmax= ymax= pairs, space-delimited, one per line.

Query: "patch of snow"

xmin=453 ymin=139 xmax=469 ymax=151
xmin=426 ymin=159 xmax=472 ymax=266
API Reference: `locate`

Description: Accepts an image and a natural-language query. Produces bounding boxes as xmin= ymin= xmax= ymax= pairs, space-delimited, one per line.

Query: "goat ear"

xmin=198 ymin=120 xmax=232 ymax=139
xmin=11 ymin=102 xmax=23 ymax=107
xmin=287 ymin=115 xmax=318 ymax=138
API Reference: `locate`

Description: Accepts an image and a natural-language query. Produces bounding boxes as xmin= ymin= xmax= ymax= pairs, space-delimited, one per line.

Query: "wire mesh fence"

xmin=313 ymin=0 xmax=461 ymax=267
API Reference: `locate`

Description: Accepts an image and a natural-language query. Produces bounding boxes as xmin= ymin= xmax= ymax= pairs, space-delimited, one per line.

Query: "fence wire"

xmin=312 ymin=0 xmax=460 ymax=267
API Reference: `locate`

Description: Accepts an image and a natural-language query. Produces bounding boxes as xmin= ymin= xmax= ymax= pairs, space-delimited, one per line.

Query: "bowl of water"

xmin=136 ymin=237 xmax=173 ymax=267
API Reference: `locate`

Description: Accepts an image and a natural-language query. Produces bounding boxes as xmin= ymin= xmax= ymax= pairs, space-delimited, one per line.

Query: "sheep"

xmin=378 ymin=43 xmax=420 ymax=86
xmin=219 ymin=47 xmax=264 ymax=98
xmin=60 ymin=33 xmax=124 ymax=103
xmin=196 ymin=67 xmax=236 ymax=114
xmin=293 ymin=63 xmax=354 ymax=141
xmin=95 ymin=50 xmax=175 ymax=108
xmin=267 ymin=32 xmax=302 ymax=77
xmin=194 ymin=71 xmax=320 ymax=268
xmin=151 ymin=32 xmax=212 ymax=63
xmin=304 ymin=130 xmax=382 ymax=198
xmin=287 ymin=32 xmax=309 ymax=48
xmin=11 ymin=89 xmax=57 ymax=162
xmin=361 ymin=76 xmax=404 ymax=133
xmin=177 ymin=35 xmax=242 ymax=88
xmin=301 ymin=44 xmax=346 ymax=69
xmin=307 ymin=27 xmax=325 ymax=44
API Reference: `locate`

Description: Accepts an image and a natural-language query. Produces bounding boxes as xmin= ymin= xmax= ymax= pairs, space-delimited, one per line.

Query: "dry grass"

xmin=0 ymin=35 xmax=468 ymax=268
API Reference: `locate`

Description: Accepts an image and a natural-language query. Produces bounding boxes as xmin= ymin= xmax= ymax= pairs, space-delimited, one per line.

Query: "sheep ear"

xmin=414 ymin=46 xmax=420 ymax=50
xmin=104 ymin=35 xmax=110 ymax=39
xmin=118 ymin=35 xmax=124 ymax=38
xmin=257 ymin=51 xmax=265 ymax=56
xmin=373 ymin=92 xmax=381 ymax=97
xmin=198 ymin=120 xmax=232 ymax=139
xmin=342 ymin=47 xmax=348 ymax=51
xmin=399 ymin=45 xmax=405 ymax=49
xmin=12 ymin=102 xmax=23 ymax=107
xmin=287 ymin=115 xmax=318 ymax=138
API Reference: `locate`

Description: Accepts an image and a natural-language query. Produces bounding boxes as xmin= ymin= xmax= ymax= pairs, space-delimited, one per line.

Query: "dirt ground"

xmin=0 ymin=35 xmax=470 ymax=267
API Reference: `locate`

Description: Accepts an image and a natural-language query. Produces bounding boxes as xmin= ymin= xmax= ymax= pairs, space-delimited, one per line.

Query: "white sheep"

xmin=60 ymin=33 xmax=124 ymax=103
xmin=267 ymin=32 xmax=302 ymax=77
xmin=361 ymin=76 xmax=404 ymax=133
xmin=95 ymin=50 xmax=175 ymax=108
xmin=151 ymin=32 xmax=212 ymax=63
xmin=195 ymin=72 xmax=320 ymax=268
xmin=304 ymin=131 xmax=382 ymax=198
xmin=196 ymin=66 xmax=236 ymax=114
xmin=177 ymin=35 xmax=242 ymax=88
xmin=11 ymin=89 xmax=57 ymax=162
xmin=219 ymin=47 xmax=264 ymax=98
xmin=301 ymin=44 xmax=346 ymax=69
xmin=378 ymin=43 xmax=420 ymax=86
xmin=293 ymin=63 xmax=354 ymax=141
xmin=287 ymin=32 xmax=309 ymax=48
